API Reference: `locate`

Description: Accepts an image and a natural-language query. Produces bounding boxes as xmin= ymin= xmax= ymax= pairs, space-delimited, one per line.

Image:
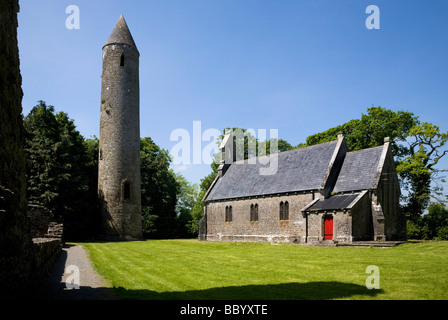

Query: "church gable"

xmin=333 ymin=145 xmax=384 ymax=193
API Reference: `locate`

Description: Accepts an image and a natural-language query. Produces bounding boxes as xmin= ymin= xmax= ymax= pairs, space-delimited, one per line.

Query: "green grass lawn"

xmin=79 ymin=240 xmax=448 ymax=300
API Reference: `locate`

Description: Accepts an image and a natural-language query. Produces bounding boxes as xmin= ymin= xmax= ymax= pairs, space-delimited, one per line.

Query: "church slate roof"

xmin=303 ymin=192 xmax=365 ymax=212
xmin=333 ymin=146 xmax=384 ymax=193
xmin=205 ymin=140 xmax=339 ymax=201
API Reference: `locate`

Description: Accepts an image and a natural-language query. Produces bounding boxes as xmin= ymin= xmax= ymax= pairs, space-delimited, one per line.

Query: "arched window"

xmin=254 ymin=204 xmax=259 ymax=222
xmin=279 ymin=201 xmax=284 ymax=220
xmin=284 ymin=201 xmax=289 ymax=221
xmin=225 ymin=206 xmax=232 ymax=223
xmin=120 ymin=53 xmax=125 ymax=67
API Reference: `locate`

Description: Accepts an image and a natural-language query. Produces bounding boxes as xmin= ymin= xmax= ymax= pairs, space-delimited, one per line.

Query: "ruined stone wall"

xmin=205 ymin=192 xmax=316 ymax=243
xmin=0 ymin=0 xmax=35 ymax=298
xmin=27 ymin=205 xmax=54 ymax=238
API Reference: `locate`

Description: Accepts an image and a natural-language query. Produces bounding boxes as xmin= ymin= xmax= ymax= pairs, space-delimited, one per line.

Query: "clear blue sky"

xmin=17 ymin=0 xmax=448 ymax=188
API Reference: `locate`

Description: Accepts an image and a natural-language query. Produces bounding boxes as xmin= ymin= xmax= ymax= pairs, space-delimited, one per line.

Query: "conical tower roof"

xmin=104 ymin=14 xmax=138 ymax=52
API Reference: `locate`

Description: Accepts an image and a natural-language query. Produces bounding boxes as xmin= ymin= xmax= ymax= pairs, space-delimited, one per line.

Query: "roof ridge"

xmin=346 ymin=144 xmax=384 ymax=154
xmin=231 ymin=138 xmax=339 ymax=164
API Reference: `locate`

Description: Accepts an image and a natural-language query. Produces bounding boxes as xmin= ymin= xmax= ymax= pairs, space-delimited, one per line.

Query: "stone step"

xmin=336 ymin=241 xmax=406 ymax=248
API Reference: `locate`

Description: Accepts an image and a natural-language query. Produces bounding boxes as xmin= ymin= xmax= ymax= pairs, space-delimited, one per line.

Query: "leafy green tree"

xmin=397 ymin=122 xmax=448 ymax=218
xmin=407 ymin=203 xmax=448 ymax=240
xmin=140 ymin=137 xmax=179 ymax=239
xmin=188 ymin=190 xmax=207 ymax=236
xmin=306 ymin=106 xmax=417 ymax=157
xmin=174 ymin=173 xmax=200 ymax=237
xmin=24 ymin=101 xmax=98 ymax=240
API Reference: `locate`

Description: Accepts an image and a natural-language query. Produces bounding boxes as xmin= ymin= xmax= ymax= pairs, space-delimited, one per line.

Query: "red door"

xmin=324 ymin=215 xmax=333 ymax=240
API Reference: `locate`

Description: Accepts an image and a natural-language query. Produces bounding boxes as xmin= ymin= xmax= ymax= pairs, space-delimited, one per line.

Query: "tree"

xmin=397 ymin=122 xmax=448 ymax=218
xmin=306 ymin=106 xmax=417 ymax=157
xmin=174 ymin=173 xmax=200 ymax=237
xmin=140 ymin=137 xmax=178 ymax=239
xmin=407 ymin=203 xmax=448 ymax=240
xmin=24 ymin=101 xmax=99 ymax=240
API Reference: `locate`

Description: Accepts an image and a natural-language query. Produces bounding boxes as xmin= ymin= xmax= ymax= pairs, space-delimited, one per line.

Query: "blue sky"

xmin=17 ymin=0 xmax=448 ymax=187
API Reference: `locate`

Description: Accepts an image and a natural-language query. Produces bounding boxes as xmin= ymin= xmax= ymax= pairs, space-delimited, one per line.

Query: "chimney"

xmin=217 ymin=130 xmax=235 ymax=177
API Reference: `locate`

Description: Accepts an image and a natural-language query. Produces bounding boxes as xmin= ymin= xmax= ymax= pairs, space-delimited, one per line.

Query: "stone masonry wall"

xmin=99 ymin=40 xmax=142 ymax=240
xmin=205 ymin=192 xmax=317 ymax=243
xmin=0 ymin=0 xmax=35 ymax=299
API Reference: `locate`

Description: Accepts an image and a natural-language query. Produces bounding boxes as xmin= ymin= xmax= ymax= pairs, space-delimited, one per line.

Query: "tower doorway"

xmin=324 ymin=215 xmax=333 ymax=240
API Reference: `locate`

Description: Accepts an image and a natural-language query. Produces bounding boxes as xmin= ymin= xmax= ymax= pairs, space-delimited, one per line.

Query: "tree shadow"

xmin=113 ymin=281 xmax=383 ymax=300
xmin=27 ymin=244 xmax=383 ymax=301
xmin=34 ymin=277 xmax=383 ymax=300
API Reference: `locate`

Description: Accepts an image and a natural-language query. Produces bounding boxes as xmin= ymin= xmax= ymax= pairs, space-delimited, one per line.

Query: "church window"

xmin=280 ymin=201 xmax=289 ymax=221
xmin=225 ymin=206 xmax=232 ymax=223
xmin=120 ymin=54 xmax=125 ymax=67
xmin=279 ymin=202 xmax=284 ymax=220
xmin=250 ymin=204 xmax=259 ymax=222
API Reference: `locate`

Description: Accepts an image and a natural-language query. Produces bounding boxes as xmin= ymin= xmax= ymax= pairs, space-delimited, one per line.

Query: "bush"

xmin=437 ymin=225 xmax=448 ymax=240
xmin=407 ymin=220 xmax=422 ymax=240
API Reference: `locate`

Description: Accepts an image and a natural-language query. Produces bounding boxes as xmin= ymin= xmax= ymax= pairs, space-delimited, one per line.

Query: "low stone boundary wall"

xmin=28 ymin=205 xmax=64 ymax=280
xmin=32 ymin=238 xmax=62 ymax=278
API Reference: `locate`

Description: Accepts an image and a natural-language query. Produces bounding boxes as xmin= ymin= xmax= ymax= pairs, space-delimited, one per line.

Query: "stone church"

xmin=199 ymin=132 xmax=407 ymax=245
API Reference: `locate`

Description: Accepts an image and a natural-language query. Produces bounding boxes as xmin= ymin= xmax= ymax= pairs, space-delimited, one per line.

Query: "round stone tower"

xmin=98 ymin=15 xmax=142 ymax=240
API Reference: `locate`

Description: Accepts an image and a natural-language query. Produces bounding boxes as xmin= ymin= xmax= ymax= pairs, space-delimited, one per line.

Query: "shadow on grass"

xmin=113 ymin=281 xmax=382 ymax=300
xmin=30 ymin=244 xmax=382 ymax=301
xmin=33 ymin=278 xmax=383 ymax=300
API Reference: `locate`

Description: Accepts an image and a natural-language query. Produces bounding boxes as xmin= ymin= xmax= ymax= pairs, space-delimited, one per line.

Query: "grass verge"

xmin=79 ymin=240 xmax=448 ymax=300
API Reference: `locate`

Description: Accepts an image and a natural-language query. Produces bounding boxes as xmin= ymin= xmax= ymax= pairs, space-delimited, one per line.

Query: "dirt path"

xmin=35 ymin=244 xmax=117 ymax=300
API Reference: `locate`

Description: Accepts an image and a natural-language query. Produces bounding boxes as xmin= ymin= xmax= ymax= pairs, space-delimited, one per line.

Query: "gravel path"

xmin=36 ymin=244 xmax=117 ymax=300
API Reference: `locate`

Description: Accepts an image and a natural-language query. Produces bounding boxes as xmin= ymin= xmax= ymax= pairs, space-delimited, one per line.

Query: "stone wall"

xmin=32 ymin=238 xmax=62 ymax=279
xmin=28 ymin=204 xmax=54 ymax=238
xmin=28 ymin=204 xmax=64 ymax=244
xmin=376 ymin=146 xmax=407 ymax=241
xmin=0 ymin=0 xmax=35 ymax=299
xmin=204 ymin=192 xmax=318 ymax=243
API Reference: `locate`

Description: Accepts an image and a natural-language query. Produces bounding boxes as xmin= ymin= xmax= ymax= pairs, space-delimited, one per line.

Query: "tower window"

xmin=120 ymin=54 xmax=125 ymax=67
xmin=123 ymin=181 xmax=131 ymax=200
